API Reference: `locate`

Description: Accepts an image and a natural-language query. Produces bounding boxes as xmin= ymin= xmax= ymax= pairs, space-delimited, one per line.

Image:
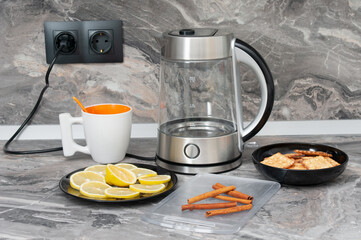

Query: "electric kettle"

xmin=156 ymin=28 xmax=274 ymax=174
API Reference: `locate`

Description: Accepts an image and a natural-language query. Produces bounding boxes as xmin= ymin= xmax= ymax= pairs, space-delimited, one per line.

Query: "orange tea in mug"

xmin=85 ymin=104 xmax=131 ymax=115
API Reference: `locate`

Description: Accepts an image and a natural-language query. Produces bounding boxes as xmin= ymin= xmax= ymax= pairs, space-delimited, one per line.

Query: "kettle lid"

xmin=162 ymin=28 xmax=233 ymax=61
xmin=168 ymin=28 xmax=218 ymax=37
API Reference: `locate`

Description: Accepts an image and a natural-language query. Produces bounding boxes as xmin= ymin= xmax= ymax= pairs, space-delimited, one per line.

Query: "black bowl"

xmin=252 ymin=142 xmax=348 ymax=185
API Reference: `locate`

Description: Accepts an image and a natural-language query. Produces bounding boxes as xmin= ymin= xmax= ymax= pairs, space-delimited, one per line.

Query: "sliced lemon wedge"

xmin=70 ymin=171 xmax=105 ymax=190
xmin=79 ymin=181 xmax=111 ymax=199
xmin=138 ymin=175 xmax=171 ymax=185
xmin=129 ymin=183 xmax=166 ymax=193
xmin=104 ymin=187 xmax=140 ymax=199
xmin=84 ymin=165 xmax=107 ymax=177
xmin=131 ymin=168 xmax=157 ymax=179
xmin=105 ymin=164 xmax=137 ymax=187
xmin=115 ymin=163 xmax=138 ymax=170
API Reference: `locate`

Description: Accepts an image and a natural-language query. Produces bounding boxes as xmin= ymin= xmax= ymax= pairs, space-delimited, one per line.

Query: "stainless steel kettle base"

xmin=155 ymin=156 xmax=242 ymax=175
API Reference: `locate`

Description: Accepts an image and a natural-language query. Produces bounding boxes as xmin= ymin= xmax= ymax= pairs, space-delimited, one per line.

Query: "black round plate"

xmin=252 ymin=142 xmax=348 ymax=185
xmin=59 ymin=163 xmax=178 ymax=203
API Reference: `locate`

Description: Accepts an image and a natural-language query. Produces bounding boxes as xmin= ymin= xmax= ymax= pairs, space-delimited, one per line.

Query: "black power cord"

xmin=3 ymin=40 xmax=156 ymax=161
xmin=125 ymin=153 xmax=155 ymax=161
xmin=3 ymin=46 xmax=64 ymax=154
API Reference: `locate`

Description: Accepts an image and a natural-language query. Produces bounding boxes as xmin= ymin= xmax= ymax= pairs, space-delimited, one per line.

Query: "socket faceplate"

xmin=44 ymin=20 xmax=123 ymax=64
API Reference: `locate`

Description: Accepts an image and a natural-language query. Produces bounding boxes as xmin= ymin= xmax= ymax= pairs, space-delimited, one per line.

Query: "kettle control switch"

xmin=184 ymin=144 xmax=200 ymax=159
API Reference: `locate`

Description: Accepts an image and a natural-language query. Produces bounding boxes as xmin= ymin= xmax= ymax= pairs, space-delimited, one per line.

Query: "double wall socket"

xmin=44 ymin=20 xmax=123 ymax=64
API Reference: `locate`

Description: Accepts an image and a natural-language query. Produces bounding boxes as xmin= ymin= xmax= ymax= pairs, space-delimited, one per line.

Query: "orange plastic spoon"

xmin=72 ymin=96 xmax=88 ymax=113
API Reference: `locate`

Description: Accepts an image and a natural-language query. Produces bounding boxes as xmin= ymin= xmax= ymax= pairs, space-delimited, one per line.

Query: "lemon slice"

xmin=105 ymin=164 xmax=137 ymax=187
xmin=129 ymin=184 xmax=165 ymax=193
xmin=115 ymin=163 xmax=138 ymax=170
xmin=70 ymin=171 xmax=105 ymax=190
xmin=84 ymin=165 xmax=107 ymax=176
xmin=131 ymin=168 xmax=157 ymax=179
xmin=104 ymin=187 xmax=140 ymax=199
xmin=80 ymin=181 xmax=111 ymax=199
xmin=139 ymin=175 xmax=171 ymax=185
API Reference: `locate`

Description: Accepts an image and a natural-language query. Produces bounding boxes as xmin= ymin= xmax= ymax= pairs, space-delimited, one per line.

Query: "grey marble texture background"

xmin=1 ymin=0 xmax=361 ymax=125
xmin=0 ymin=135 xmax=360 ymax=239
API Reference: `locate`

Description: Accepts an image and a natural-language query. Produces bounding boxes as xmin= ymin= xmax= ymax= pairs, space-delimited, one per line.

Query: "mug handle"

xmin=59 ymin=113 xmax=90 ymax=156
xmin=231 ymin=38 xmax=275 ymax=151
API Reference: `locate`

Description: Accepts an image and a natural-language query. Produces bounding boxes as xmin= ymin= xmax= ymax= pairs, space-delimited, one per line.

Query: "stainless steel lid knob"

xmin=179 ymin=29 xmax=195 ymax=35
xmin=184 ymin=144 xmax=200 ymax=159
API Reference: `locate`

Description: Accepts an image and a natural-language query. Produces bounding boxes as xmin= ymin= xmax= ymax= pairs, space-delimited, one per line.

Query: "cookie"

xmin=288 ymin=162 xmax=307 ymax=170
xmin=261 ymin=152 xmax=294 ymax=169
xmin=324 ymin=157 xmax=340 ymax=167
xmin=302 ymin=156 xmax=333 ymax=170
xmin=284 ymin=153 xmax=304 ymax=159
xmin=294 ymin=150 xmax=332 ymax=157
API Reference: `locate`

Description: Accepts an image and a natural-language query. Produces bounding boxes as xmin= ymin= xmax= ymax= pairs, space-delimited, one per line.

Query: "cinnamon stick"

xmin=213 ymin=183 xmax=253 ymax=200
xmin=214 ymin=195 xmax=252 ymax=204
xmin=205 ymin=204 xmax=253 ymax=217
xmin=187 ymin=185 xmax=236 ymax=204
xmin=181 ymin=202 xmax=237 ymax=211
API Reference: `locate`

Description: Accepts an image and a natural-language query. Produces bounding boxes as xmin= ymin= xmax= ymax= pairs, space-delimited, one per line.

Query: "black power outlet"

xmin=89 ymin=30 xmax=113 ymax=54
xmin=44 ymin=20 xmax=123 ymax=64
xmin=54 ymin=31 xmax=78 ymax=54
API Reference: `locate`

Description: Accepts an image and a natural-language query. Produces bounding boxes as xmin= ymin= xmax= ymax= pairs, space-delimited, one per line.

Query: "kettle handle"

xmin=231 ymin=38 xmax=274 ymax=150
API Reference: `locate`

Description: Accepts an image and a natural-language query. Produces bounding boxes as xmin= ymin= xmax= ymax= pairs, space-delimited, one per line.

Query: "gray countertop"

xmin=0 ymin=135 xmax=360 ymax=239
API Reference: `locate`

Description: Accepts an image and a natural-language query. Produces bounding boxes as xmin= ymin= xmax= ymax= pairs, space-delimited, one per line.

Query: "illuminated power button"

xmin=184 ymin=144 xmax=200 ymax=159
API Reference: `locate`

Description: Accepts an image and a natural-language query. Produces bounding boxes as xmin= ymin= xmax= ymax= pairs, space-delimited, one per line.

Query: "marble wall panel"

xmin=0 ymin=0 xmax=360 ymax=125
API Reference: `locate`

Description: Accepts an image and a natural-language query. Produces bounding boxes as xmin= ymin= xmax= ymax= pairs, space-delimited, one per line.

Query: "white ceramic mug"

xmin=59 ymin=103 xmax=132 ymax=164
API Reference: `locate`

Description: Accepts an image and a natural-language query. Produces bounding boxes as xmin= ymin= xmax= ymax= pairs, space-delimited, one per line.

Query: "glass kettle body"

xmin=156 ymin=28 xmax=274 ymax=174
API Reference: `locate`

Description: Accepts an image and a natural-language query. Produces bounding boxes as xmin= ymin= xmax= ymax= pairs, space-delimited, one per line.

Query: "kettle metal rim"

xmin=161 ymin=28 xmax=234 ymax=61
